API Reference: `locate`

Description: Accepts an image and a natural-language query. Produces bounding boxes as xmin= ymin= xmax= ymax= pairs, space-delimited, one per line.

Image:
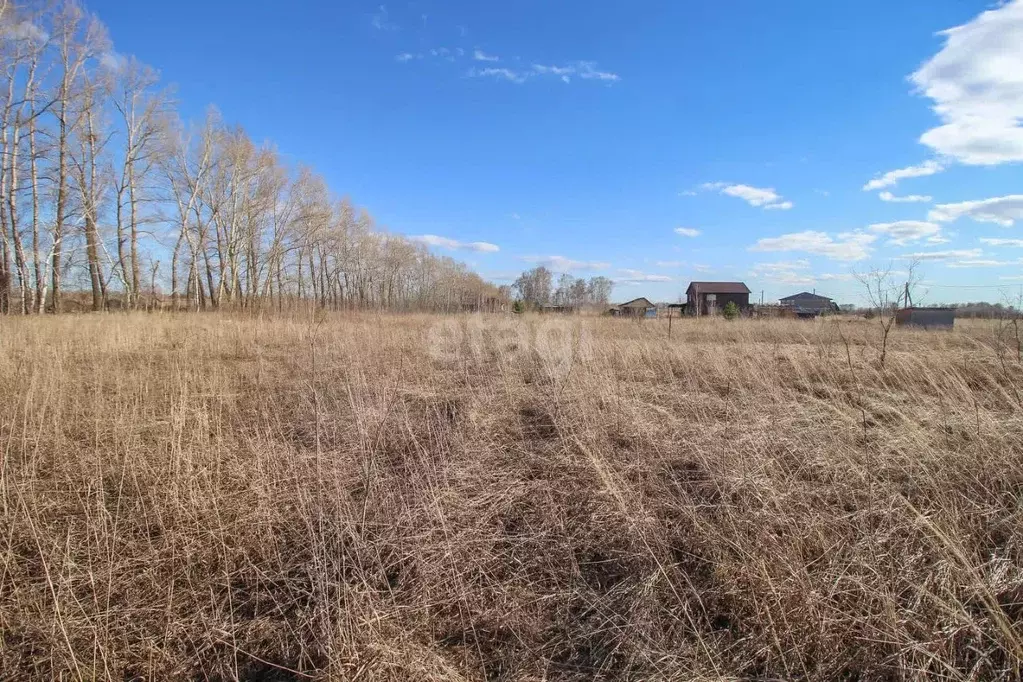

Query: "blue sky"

xmin=90 ymin=0 xmax=1023 ymax=304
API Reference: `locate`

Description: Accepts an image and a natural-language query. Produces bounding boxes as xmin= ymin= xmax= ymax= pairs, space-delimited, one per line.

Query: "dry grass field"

xmin=1 ymin=312 xmax=1022 ymax=680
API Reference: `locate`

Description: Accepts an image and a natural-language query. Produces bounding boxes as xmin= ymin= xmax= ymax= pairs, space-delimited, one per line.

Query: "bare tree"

xmin=111 ymin=56 xmax=169 ymax=308
xmin=856 ymin=260 xmax=920 ymax=368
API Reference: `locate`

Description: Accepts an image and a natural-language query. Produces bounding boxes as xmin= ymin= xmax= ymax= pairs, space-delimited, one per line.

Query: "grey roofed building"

xmin=612 ymin=297 xmax=657 ymax=317
xmin=780 ymin=291 xmax=838 ymax=317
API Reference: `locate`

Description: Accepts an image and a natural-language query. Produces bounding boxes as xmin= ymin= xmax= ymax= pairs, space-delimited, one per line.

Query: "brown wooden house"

xmin=685 ymin=282 xmax=750 ymax=316
xmin=611 ymin=297 xmax=657 ymax=317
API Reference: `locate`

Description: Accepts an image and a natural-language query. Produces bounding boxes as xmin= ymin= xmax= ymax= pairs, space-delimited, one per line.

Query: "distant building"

xmin=685 ymin=282 xmax=751 ymax=316
xmin=779 ymin=291 xmax=839 ymax=318
xmin=540 ymin=304 xmax=577 ymax=314
xmin=612 ymin=297 xmax=657 ymax=317
xmin=896 ymin=307 xmax=955 ymax=330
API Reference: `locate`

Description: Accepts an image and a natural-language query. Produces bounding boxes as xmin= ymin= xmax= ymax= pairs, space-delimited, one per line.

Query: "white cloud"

xmin=473 ymin=49 xmax=499 ymax=62
xmin=99 ymin=51 xmax=126 ymax=72
xmin=902 ymin=248 xmax=983 ymax=260
xmin=927 ymin=234 xmax=952 ymax=244
xmin=701 ymin=183 xmax=793 ymax=210
xmin=395 ymin=52 xmax=421 ymax=62
xmin=524 ymin=255 xmax=610 ymax=271
xmin=862 ymin=160 xmax=945 ymax=191
xmin=410 ymin=234 xmax=500 ymax=252
xmin=674 ymin=227 xmax=701 ymax=237
xmin=754 ymin=260 xmax=812 ymax=272
xmin=722 ymin=184 xmax=781 ymax=206
xmin=910 ymin=0 xmax=1023 ymax=165
xmin=879 ymin=191 xmax=932 ymax=203
xmin=947 ymin=258 xmax=1023 ymax=268
xmin=429 ymin=47 xmax=456 ymax=61
xmin=616 ymin=269 xmax=673 ymax=284
xmin=771 ymin=271 xmax=816 ymax=285
xmin=819 ymin=273 xmax=855 ymax=281
xmin=532 ymin=64 xmax=575 ymax=77
xmin=749 ymin=230 xmax=876 ymax=261
xmin=469 ymin=67 xmax=528 ymax=84
xmin=868 ymin=220 xmax=942 ymax=245
xmin=980 ymin=237 xmax=1023 ymax=247
xmin=371 ymin=5 xmax=399 ymax=31
xmin=814 ymin=189 xmax=831 ymax=197
xmin=749 ymin=260 xmax=815 ymax=285
xmin=692 ymin=264 xmax=713 ymax=273
xmin=929 ymin=195 xmax=1023 ymax=226
xmin=655 ymin=260 xmax=684 ymax=267
xmin=575 ymin=61 xmax=620 ymax=82
xmin=468 ymin=60 xmax=619 ymax=86
xmin=2 ymin=21 xmax=48 ymax=44
xmin=679 ymin=190 xmax=698 ymax=197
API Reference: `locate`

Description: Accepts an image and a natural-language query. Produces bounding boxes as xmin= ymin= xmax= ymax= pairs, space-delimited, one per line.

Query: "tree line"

xmin=0 ymin=0 xmax=505 ymax=314
xmin=512 ymin=266 xmax=614 ymax=309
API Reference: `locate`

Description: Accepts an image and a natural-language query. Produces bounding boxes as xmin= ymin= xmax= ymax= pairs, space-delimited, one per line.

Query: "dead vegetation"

xmin=1 ymin=312 xmax=1022 ymax=680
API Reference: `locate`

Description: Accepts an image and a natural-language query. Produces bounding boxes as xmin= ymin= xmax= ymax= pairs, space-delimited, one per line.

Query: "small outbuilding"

xmin=613 ymin=297 xmax=657 ymax=318
xmin=779 ymin=291 xmax=839 ymax=318
xmin=540 ymin=304 xmax=577 ymax=314
xmin=896 ymin=307 xmax=955 ymax=330
xmin=685 ymin=282 xmax=751 ymax=316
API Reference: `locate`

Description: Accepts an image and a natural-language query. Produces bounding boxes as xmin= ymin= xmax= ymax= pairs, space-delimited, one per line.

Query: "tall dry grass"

xmin=1 ymin=312 xmax=1022 ymax=680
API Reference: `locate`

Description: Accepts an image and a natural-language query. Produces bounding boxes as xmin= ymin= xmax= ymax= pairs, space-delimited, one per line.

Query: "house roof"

xmin=780 ymin=291 xmax=832 ymax=302
xmin=618 ymin=297 xmax=655 ymax=308
xmin=685 ymin=281 xmax=751 ymax=295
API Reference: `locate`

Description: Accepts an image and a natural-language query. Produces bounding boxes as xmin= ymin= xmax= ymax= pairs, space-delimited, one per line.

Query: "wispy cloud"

xmin=946 ymin=258 xmax=1023 ymax=268
xmin=674 ymin=227 xmax=700 ymax=237
xmin=862 ymin=159 xmax=945 ymax=191
xmin=574 ymin=61 xmax=620 ymax=82
xmin=473 ymin=49 xmax=499 ymax=62
xmin=2 ymin=21 xmax=48 ymax=45
xmin=879 ymin=191 xmax=932 ymax=203
xmin=702 ymin=182 xmax=793 ymax=210
xmin=929 ymin=195 xmax=1023 ymax=227
xmin=371 ymin=4 xmax=399 ymax=31
xmin=410 ymin=234 xmax=500 ymax=252
xmin=468 ymin=67 xmax=528 ymax=84
xmin=819 ymin=273 xmax=855 ymax=282
xmin=615 ymin=268 xmax=673 ymax=285
xmin=655 ymin=260 xmax=684 ymax=267
xmin=99 ymin=51 xmax=127 ymax=72
xmin=749 ymin=230 xmax=876 ymax=261
xmin=910 ymin=1 xmax=1023 ymax=165
xmin=468 ymin=59 xmax=619 ymax=86
xmin=395 ymin=52 xmax=421 ymax=62
xmin=523 ymin=255 xmax=610 ymax=272
xmin=902 ymin=248 xmax=983 ymax=261
xmin=867 ymin=220 xmax=942 ymax=245
xmin=749 ymin=260 xmax=816 ymax=285
xmin=980 ymin=237 xmax=1023 ymax=247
